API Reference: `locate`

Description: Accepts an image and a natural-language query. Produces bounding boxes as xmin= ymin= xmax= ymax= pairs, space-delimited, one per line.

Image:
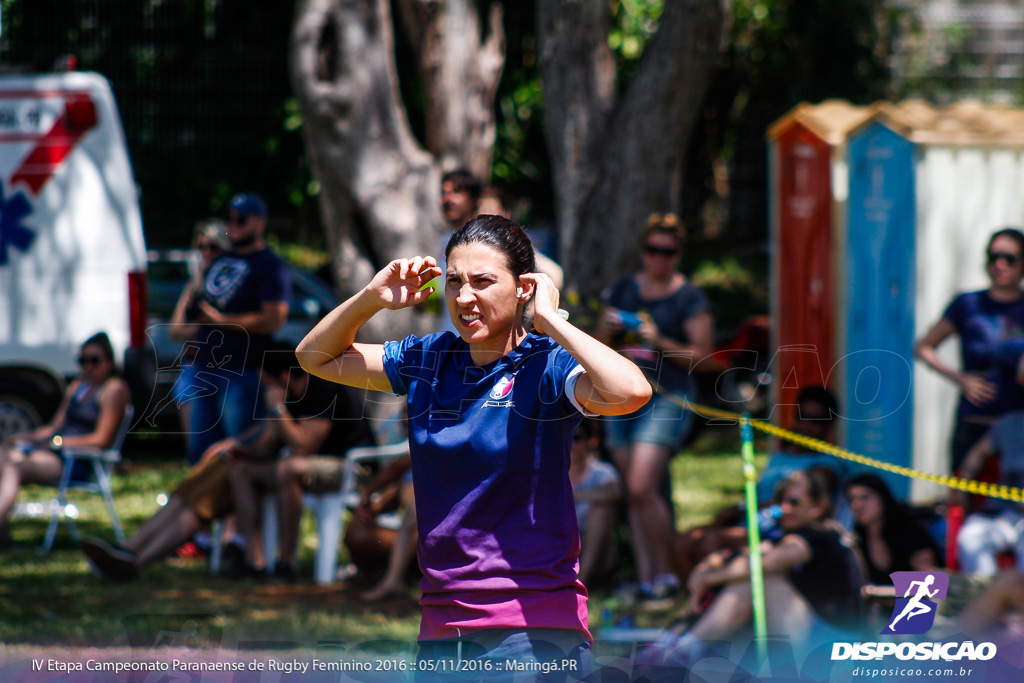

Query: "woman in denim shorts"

xmin=596 ymin=213 xmax=713 ymax=601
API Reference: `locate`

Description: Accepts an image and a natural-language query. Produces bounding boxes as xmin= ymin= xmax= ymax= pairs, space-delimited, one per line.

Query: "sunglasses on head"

xmin=643 ymin=244 xmax=679 ymax=258
xmin=987 ymin=251 xmax=1020 ymax=267
xmin=78 ymin=355 xmax=105 ymax=367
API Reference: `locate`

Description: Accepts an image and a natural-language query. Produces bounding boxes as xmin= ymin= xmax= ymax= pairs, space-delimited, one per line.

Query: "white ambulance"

xmin=0 ymin=71 xmax=148 ymax=438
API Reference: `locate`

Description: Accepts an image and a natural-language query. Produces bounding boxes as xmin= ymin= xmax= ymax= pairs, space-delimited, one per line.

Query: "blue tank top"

xmin=63 ymin=382 xmax=104 ymax=437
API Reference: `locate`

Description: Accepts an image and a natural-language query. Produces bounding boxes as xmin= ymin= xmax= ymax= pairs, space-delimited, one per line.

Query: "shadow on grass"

xmin=1 ymin=432 xmax=767 ymax=651
xmin=1 ymin=514 xmax=420 ymax=650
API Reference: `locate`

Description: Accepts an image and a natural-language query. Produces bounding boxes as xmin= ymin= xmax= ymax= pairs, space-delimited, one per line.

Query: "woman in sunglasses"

xmin=650 ymin=470 xmax=863 ymax=664
xmin=916 ymin=227 xmax=1024 ymax=471
xmin=595 ymin=213 xmax=714 ymax=602
xmin=0 ymin=332 xmax=130 ymax=544
xmin=166 ymin=218 xmax=230 ymax=447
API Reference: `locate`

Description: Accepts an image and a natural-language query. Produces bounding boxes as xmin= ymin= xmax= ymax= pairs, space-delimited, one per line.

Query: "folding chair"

xmin=277 ymin=440 xmax=410 ymax=585
xmin=37 ymin=405 xmax=133 ymax=554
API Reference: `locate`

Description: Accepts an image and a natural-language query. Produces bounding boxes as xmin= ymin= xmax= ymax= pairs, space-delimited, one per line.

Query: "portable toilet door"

xmin=841 ymin=119 xmax=917 ymax=498
xmin=769 ymin=121 xmax=838 ymax=430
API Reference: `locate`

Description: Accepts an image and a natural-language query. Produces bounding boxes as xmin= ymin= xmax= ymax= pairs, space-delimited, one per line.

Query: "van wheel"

xmin=0 ymin=394 xmax=43 ymax=440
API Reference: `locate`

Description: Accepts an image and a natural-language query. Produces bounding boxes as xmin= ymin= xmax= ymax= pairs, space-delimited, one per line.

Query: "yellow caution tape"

xmin=650 ymin=382 xmax=1024 ymax=504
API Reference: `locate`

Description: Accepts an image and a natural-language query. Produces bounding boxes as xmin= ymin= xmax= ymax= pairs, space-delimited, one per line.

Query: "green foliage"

xmin=608 ymin=0 xmax=663 ymax=74
xmin=683 ymin=0 xmax=890 ymax=244
xmin=266 ymin=236 xmax=330 ymax=273
xmin=0 ymin=0 xmax=310 ymax=246
xmin=488 ymin=3 xmax=553 ymax=221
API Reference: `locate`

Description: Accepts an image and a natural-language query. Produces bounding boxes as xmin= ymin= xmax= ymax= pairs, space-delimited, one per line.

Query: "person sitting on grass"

xmin=652 ymin=470 xmax=864 ymax=664
xmin=672 ymin=386 xmax=844 ymax=584
xmin=844 ymin=473 xmax=939 ymax=585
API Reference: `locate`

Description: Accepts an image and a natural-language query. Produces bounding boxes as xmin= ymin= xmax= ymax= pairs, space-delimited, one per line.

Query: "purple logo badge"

xmin=882 ymin=571 xmax=948 ymax=635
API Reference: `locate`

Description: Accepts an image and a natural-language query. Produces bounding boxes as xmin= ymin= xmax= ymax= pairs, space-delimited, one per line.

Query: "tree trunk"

xmin=395 ymin=0 xmax=505 ymax=180
xmin=539 ymin=0 xmax=727 ymax=303
xmin=290 ymin=0 xmax=503 ymax=338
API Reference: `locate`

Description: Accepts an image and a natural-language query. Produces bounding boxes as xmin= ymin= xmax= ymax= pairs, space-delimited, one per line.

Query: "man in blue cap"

xmin=182 ymin=192 xmax=292 ymax=465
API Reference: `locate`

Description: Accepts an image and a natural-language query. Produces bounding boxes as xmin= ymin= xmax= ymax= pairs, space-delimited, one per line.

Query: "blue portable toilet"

xmin=839 ymin=119 xmax=917 ymax=498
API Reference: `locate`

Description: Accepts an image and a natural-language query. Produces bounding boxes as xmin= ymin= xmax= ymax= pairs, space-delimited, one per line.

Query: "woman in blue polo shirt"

xmin=298 ymin=215 xmax=651 ymax=671
xmin=915 ymin=227 xmax=1024 ymax=471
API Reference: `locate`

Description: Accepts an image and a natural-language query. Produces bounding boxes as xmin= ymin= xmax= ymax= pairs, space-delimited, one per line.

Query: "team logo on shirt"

xmin=205 ymin=257 xmax=250 ymax=307
xmin=483 ymin=373 xmax=515 ymax=408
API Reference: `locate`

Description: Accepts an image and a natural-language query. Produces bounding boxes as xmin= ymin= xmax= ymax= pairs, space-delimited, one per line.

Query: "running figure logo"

xmin=882 ymin=571 xmax=949 ymax=635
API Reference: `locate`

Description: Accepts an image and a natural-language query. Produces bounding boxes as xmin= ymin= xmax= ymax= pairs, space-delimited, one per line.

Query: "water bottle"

xmin=757 ymin=504 xmax=783 ymax=534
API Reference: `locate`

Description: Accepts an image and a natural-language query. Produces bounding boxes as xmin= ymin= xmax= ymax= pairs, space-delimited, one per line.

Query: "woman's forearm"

xmin=538 ymin=311 xmax=651 ymax=414
xmin=297 ymin=288 xmax=385 ymax=373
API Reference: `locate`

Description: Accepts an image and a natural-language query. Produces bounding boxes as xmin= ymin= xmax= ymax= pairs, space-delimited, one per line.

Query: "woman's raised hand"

xmin=520 ymin=272 xmax=560 ymax=335
xmin=367 ymin=256 xmax=443 ymax=310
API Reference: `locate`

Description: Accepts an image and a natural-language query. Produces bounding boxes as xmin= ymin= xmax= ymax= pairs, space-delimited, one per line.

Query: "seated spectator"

xmin=0 ymin=332 xmax=130 ymax=545
xmin=81 ymin=344 xmax=372 ymax=580
xmin=655 ymin=470 xmax=864 ymax=663
xmin=952 ymin=409 xmax=1024 ymax=575
xmin=345 ymin=452 xmax=417 ymax=602
xmin=845 ymin=473 xmax=939 ymax=584
xmin=569 ymin=418 xmax=621 ymax=587
xmin=672 ymin=386 xmax=843 ymax=583
xmin=228 ymin=343 xmax=375 ymax=578
xmin=82 ymin=416 xmax=280 ymax=580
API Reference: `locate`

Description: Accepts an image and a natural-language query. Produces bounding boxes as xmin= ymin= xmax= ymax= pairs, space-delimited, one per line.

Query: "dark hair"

xmin=441 ymin=169 xmax=482 ymax=202
xmin=797 ymin=385 xmax=838 ymax=419
xmin=261 ymin=341 xmax=300 ymax=377
xmin=82 ymin=332 xmax=115 ymax=361
xmin=987 ymin=227 xmax=1024 ymax=257
xmin=845 ymin=473 xmax=934 ymax=555
xmin=445 ymin=214 xmax=537 ymax=278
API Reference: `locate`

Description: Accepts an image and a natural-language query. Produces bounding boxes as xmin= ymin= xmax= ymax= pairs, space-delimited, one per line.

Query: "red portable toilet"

xmin=767 ymin=101 xmax=873 ymax=432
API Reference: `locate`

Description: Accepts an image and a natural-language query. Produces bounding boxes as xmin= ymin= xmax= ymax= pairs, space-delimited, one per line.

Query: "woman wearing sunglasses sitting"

xmin=0 ymin=332 xmax=130 ymax=545
xmin=650 ymin=469 xmax=864 ymax=665
xmin=916 ymin=228 xmax=1024 ymax=472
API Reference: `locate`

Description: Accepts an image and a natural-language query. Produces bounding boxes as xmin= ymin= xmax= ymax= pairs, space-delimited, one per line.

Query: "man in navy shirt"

xmin=184 ymin=192 xmax=291 ymax=464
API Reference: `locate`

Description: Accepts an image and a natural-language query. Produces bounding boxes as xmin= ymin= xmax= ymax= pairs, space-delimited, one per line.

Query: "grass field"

xmin=0 ymin=423 xmax=766 ymax=651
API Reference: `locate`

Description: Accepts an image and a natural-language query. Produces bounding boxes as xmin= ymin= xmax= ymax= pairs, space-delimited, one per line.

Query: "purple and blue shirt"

xmin=382 ymin=332 xmax=592 ymax=642
xmin=944 ymin=290 xmax=1024 ymax=418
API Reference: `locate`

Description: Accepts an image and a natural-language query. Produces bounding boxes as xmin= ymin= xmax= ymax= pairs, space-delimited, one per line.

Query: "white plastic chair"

xmin=37 ymin=405 xmax=133 ymax=554
xmin=210 ymin=440 xmax=409 ymax=584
